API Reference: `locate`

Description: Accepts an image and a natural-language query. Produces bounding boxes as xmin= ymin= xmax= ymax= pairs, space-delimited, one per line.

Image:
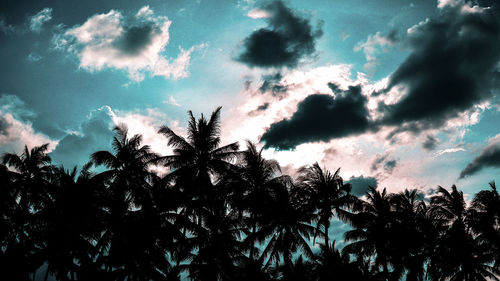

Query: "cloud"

xmin=111 ymin=108 xmax=174 ymax=156
xmin=51 ymin=105 xmax=176 ymax=168
xmin=354 ymin=31 xmax=396 ymax=70
xmin=163 ymin=96 xmax=181 ymax=107
xmin=0 ymin=95 xmax=57 ymax=154
xmin=0 ymin=17 xmax=17 ymax=34
xmin=435 ymin=147 xmax=466 ymax=157
xmin=459 ymin=135 xmax=500 ymax=178
xmin=376 ymin=2 xmax=500 ymax=134
xmin=259 ymin=72 xmax=288 ymax=97
xmin=50 ymin=107 xmax=115 ymax=168
xmin=371 ymin=153 xmax=398 ymax=174
xmin=53 ymin=6 xmax=195 ymax=82
xmin=247 ymin=8 xmax=271 ymax=19
xmin=348 ymin=175 xmax=378 ymax=196
xmin=422 ymin=134 xmax=438 ymax=150
xmin=29 ymin=8 xmax=52 ymax=33
xmin=384 ymin=159 xmax=397 ymax=173
xmin=260 ymin=84 xmax=370 ymax=149
xmin=27 ymin=52 xmax=42 ymax=62
xmin=256 ymin=103 xmax=269 ymax=111
xmin=237 ymin=0 xmax=322 ymax=68
xmin=248 ymin=103 xmax=270 ymax=116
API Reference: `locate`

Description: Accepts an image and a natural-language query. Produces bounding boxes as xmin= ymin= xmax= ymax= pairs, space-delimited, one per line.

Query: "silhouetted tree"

xmin=235 ymin=141 xmax=287 ymax=261
xmin=428 ymin=185 xmax=499 ymax=280
xmin=344 ymin=187 xmax=394 ymax=279
xmin=298 ymin=163 xmax=354 ymax=248
xmin=258 ymin=181 xmax=316 ymax=269
xmin=1 ymin=108 xmax=499 ymax=281
xmin=2 ymin=144 xmax=53 ymax=280
xmin=469 ymin=182 xmax=500 ymax=266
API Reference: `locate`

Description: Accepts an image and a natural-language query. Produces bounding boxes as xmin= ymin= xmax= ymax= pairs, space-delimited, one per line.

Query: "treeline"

xmin=0 ymin=107 xmax=499 ymax=281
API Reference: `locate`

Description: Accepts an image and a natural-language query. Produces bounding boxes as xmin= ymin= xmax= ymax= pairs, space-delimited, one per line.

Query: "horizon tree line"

xmin=1 ymin=107 xmax=499 ymax=281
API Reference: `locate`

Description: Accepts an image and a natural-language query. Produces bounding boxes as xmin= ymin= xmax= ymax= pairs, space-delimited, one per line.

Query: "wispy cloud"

xmin=29 ymin=8 xmax=53 ymax=33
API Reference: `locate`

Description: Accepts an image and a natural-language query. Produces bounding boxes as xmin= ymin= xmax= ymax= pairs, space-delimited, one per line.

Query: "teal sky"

xmin=1 ymin=0 xmax=499 ymax=197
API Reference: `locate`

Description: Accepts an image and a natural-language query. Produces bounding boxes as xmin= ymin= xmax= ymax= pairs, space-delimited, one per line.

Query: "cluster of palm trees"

xmin=1 ymin=107 xmax=499 ymax=281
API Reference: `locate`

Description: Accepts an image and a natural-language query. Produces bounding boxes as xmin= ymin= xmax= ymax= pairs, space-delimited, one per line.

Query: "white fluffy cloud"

xmin=0 ymin=95 xmax=57 ymax=154
xmin=110 ymin=107 xmax=176 ymax=156
xmin=247 ymin=8 xmax=271 ymax=19
xmin=29 ymin=8 xmax=53 ymax=33
xmin=54 ymin=6 xmax=194 ymax=82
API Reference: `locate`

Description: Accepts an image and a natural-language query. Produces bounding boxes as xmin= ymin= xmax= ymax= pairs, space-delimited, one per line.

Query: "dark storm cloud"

xmin=422 ymin=135 xmax=438 ymax=151
xmin=260 ymin=84 xmax=369 ymax=149
xmin=259 ymin=73 xmax=288 ymax=97
xmin=50 ymin=107 xmax=114 ymax=168
xmin=113 ymin=24 xmax=155 ymax=55
xmin=376 ymin=4 xmax=500 ymax=133
xmin=237 ymin=0 xmax=323 ymax=68
xmin=348 ymin=175 xmax=378 ymax=197
xmin=258 ymin=3 xmax=500 ymax=149
xmin=459 ymin=140 xmax=500 ymax=178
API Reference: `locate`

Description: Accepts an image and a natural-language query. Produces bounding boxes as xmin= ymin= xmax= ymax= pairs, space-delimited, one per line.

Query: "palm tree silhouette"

xmin=313 ymin=241 xmax=366 ymax=281
xmin=388 ymin=189 xmax=432 ymax=281
xmin=257 ymin=181 xmax=316 ymax=269
xmin=344 ymin=187 xmax=393 ymax=279
xmin=157 ymin=107 xmax=239 ymax=224
xmin=40 ymin=164 xmax=108 ymax=280
xmin=2 ymin=144 xmax=53 ymax=211
xmin=469 ymin=181 xmax=500 ymax=267
xmin=91 ymin=125 xmax=161 ymax=277
xmin=297 ymin=163 xmax=354 ymax=248
xmin=428 ymin=185 xmax=499 ymax=280
xmin=1 ymin=107 xmax=500 ymax=281
xmin=235 ymin=141 xmax=287 ymax=261
xmin=2 ymin=144 xmax=53 ymax=280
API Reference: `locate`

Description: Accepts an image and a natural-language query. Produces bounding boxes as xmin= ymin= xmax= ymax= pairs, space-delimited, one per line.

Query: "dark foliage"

xmin=0 ymin=108 xmax=498 ymax=280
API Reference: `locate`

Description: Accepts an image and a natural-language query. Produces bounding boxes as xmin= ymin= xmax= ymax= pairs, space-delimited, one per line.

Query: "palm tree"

xmin=277 ymin=255 xmax=315 ymax=281
xmin=235 ymin=141 xmax=287 ymax=260
xmin=257 ymin=181 xmax=316 ymax=269
xmin=470 ymin=181 xmax=500 ymax=266
xmin=157 ymin=108 xmax=244 ymax=280
xmin=313 ymin=241 xmax=366 ymax=281
xmin=343 ymin=187 xmax=393 ymax=279
xmin=0 ymin=163 xmax=14 ymax=245
xmin=1 ymin=144 xmax=53 ymax=280
xmin=428 ymin=185 xmax=500 ymax=280
xmin=186 ymin=205 xmax=244 ymax=281
xmin=297 ymin=163 xmax=354 ymax=248
xmin=91 ymin=125 xmax=159 ymax=209
xmin=157 ymin=107 xmax=239 ymax=191
xmin=157 ymin=107 xmax=240 ymax=226
xmin=388 ymin=189 xmax=433 ymax=281
xmin=40 ymin=164 xmax=108 ymax=281
xmin=91 ymin=125 xmax=161 ymax=277
xmin=2 ymin=144 xmax=53 ymax=210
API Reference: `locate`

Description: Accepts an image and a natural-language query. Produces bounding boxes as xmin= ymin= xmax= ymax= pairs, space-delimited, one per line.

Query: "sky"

xmin=1 ymin=0 xmax=499 ymax=199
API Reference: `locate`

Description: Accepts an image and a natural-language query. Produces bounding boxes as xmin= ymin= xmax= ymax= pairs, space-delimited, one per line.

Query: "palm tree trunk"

xmin=249 ymin=215 xmax=256 ymax=260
